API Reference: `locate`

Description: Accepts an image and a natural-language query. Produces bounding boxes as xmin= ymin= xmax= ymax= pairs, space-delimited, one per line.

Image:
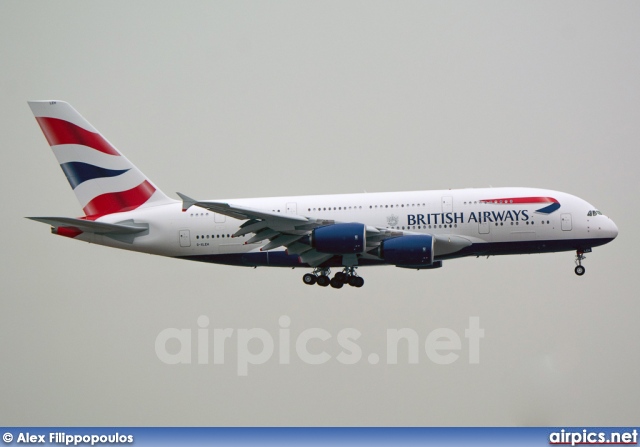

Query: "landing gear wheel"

xmin=330 ymin=277 xmax=344 ymax=289
xmin=334 ymin=272 xmax=347 ymax=283
xmin=349 ymin=276 xmax=364 ymax=288
xmin=302 ymin=273 xmax=317 ymax=285
xmin=574 ymin=250 xmax=586 ymax=276
xmin=316 ymin=275 xmax=330 ymax=287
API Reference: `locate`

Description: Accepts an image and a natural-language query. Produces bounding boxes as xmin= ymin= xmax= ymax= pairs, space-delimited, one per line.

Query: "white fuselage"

xmin=82 ymin=186 xmax=618 ymax=268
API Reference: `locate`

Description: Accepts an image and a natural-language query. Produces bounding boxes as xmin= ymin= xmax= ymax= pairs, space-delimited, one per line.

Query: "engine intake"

xmin=312 ymin=223 xmax=366 ymax=254
xmin=379 ymin=235 xmax=434 ymax=266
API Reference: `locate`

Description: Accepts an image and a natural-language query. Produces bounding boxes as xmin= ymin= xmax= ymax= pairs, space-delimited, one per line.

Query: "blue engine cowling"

xmin=379 ymin=235 xmax=434 ymax=266
xmin=312 ymin=223 xmax=366 ymax=254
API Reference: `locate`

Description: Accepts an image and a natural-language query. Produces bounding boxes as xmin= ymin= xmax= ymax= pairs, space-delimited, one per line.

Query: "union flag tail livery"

xmin=28 ymin=101 xmax=172 ymax=218
xmin=27 ymin=100 xmax=618 ymax=288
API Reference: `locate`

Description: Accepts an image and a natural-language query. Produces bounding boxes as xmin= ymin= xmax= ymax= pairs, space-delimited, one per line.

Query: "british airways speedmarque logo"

xmin=479 ymin=197 xmax=561 ymax=214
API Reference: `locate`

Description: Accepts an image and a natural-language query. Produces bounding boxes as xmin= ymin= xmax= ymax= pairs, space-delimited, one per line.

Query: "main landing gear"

xmin=302 ymin=267 xmax=365 ymax=289
xmin=574 ymin=250 xmax=586 ymax=276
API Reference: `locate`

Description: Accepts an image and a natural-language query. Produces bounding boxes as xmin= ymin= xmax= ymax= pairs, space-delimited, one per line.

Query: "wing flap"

xmin=285 ymin=242 xmax=313 ymax=256
xmin=246 ymin=229 xmax=279 ymax=244
xmin=261 ymin=234 xmax=304 ymax=251
xmin=233 ymin=220 xmax=269 ymax=237
xmin=299 ymin=250 xmax=334 ymax=267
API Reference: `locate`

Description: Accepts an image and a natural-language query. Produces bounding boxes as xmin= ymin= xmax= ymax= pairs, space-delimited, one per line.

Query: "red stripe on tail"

xmin=83 ymin=180 xmax=156 ymax=218
xmin=35 ymin=117 xmax=119 ymax=156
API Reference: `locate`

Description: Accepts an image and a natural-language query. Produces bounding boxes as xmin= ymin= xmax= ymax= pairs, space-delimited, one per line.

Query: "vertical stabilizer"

xmin=28 ymin=100 xmax=174 ymax=218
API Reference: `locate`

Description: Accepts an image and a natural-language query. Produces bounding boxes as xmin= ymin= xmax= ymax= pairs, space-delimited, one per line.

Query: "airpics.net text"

xmin=155 ymin=316 xmax=484 ymax=376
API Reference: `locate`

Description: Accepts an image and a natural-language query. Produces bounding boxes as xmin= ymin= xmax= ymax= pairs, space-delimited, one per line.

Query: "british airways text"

xmin=407 ymin=210 xmax=530 ymax=225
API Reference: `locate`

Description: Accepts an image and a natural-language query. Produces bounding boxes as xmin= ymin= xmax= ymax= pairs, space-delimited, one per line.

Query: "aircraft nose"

xmin=609 ymin=219 xmax=618 ymax=239
xmin=606 ymin=218 xmax=618 ymax=240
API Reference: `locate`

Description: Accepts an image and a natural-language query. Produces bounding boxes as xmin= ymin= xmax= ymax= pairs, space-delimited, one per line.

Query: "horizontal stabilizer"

xmin=27 ymin=217 xmax=148 ymax=243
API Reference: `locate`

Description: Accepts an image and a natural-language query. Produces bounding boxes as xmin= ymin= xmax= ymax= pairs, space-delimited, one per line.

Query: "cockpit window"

xmin=588 ymin=210 xmax=603 ymax=216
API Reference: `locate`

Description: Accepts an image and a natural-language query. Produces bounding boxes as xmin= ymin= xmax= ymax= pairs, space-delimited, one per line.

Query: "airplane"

xmin=26 ymin=100 xmax=618 ymax=289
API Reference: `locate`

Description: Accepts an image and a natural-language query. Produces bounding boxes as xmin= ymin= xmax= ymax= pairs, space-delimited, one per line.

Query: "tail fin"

xmin=28 ymin=100 xmax=174 ymax=218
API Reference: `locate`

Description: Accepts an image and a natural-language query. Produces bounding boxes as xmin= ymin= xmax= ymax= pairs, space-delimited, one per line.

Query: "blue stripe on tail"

xmin=60 ymin=162 xmax=130 ymax=189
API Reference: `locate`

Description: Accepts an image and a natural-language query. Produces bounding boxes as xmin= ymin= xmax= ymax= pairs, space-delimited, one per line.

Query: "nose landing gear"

xmin=575 ymin=250 xmax=586 ymax=276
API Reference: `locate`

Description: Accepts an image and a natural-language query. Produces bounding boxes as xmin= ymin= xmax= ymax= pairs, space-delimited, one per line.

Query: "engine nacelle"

xmin=312 ymin=223 xmax=366 ymax=254
xmin=379 ymin=235 xmax=434 ymax=266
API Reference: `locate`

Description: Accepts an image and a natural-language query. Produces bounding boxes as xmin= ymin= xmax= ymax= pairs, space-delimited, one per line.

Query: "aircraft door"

xmin=179 ymin=229 xmax=191 ymax=247
xmin=442 ymin=196 xmax=453 ymax=213
xmin=286 ymin=202 xmax=297 ymax=214
xmin=478 ymin=221 xmax=490 ymax=234
xmin=561 ymin=214 xmax=572 ymax=231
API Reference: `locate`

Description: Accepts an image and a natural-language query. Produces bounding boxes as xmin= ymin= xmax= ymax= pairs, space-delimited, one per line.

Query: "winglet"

xmin=177 ymin=192 xmax=197 ymax=212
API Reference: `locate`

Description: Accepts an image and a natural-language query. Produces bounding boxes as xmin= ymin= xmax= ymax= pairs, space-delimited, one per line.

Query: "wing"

xmin=178 ymin=193 xmax=401 ymax=266
xmin=177 ymin=193 xmax=472 ymax=267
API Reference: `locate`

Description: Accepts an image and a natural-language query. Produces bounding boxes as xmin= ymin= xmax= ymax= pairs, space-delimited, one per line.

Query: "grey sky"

xmin=1 ymin=1 xmax=638 ymax=426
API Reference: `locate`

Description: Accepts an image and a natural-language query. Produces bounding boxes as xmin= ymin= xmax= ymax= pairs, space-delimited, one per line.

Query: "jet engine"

xmin=311 ymin=223 xmax=366 ymax=254
xmin=379 ymin=235 xmax=434 ymax=266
